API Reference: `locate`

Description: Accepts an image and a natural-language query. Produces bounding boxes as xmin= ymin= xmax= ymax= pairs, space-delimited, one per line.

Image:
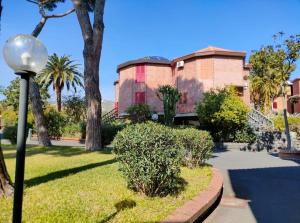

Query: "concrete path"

xmin=1 ymin=138 xmax=85 ymax=147
xmin=204 ymin=149 xmax=300 ymax=223
xmin=1 ymin=130 xmax=84 ymax=147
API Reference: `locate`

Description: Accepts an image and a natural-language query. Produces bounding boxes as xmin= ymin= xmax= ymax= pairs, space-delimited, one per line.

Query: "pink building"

xmin=272 ymin=79 xmax=300 ymax=114
xmin=114 ymin=46 xmax=251 ymax=119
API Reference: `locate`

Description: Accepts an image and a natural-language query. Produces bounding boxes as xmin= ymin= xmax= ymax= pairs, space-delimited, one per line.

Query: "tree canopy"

xmin=197 ymin=86 xmax=250 ymax=142
xmin=0 ymin=78 xmax=49 ymax=111
xmin=249 ymin=33 xmax=300 ymax=112
xmin=38 ymin=53 xmax=83 ymax=111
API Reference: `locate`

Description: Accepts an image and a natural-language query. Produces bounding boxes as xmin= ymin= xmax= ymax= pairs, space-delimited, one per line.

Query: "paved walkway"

xmin=1 ymin=138 xmax=85 ymax=147
xmin=204 ymin=149 xmax=300 ymax=223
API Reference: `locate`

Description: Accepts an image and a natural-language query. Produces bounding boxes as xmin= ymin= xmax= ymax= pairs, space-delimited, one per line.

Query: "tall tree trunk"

xmin=0 ymin=146 xmax=13 ymax=197
xmin=29 ymin=79 xmax=52 ymax=146
xmin=282 ymin=85 xmax=292 ymax=150
xmin=84 ymin=49 xmax=102 ymax=150
xmin=55 ymin=86 xmax=62 ymax=112
xmin=29 ymin=19 xmax=52 ymax=146
xmin=73 ymin=0 xmax=105 ymax=150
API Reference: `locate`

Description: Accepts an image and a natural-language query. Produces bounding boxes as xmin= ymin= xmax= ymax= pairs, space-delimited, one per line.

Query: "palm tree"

xmin=249 ymin=47 xmax=282 ymax=113
xmin=38 ymin=53 xmax=83 ymax=112
xmin=250 ymin=73 xmax=280 ymax=113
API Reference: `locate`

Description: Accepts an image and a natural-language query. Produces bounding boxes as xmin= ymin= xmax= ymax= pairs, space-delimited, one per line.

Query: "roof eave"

xmin=172 ymin=51 xmax=246 ymax=63
xmin=117 ymin=59 xmax=171 ymax=72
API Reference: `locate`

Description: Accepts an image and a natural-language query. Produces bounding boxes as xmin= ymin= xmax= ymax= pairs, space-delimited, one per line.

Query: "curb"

xmin=279 ymin=150 xmax=300 ymax=160
xmin=160 ymin=168 xmax=223 ymax=223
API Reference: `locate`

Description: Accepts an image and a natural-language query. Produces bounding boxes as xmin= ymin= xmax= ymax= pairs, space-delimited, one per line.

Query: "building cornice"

xmin=117 ymin=47 xmax=247 ymax=72
xmin=117 ymin=58 xmax=171 ymax=72
xmin=172 ymin=50 xmax=246 ymax=64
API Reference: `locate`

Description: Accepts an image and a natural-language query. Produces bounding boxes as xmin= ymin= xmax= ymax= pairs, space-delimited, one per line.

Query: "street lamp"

xmin=3 ymin=34 xmax=48 ymax=223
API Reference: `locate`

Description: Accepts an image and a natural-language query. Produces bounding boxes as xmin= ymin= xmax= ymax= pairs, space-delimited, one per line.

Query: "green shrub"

xmin=273 ymin=116 xmax=300 ymax=134
xmin=157 ymin=85 xmax=181 ymax=126
xmin=197 ymin=86 xmax=250 ymax=142
xmin=78 ymin=121 xmax=127 ymax=144
xmin=233 ymin=125 xmax=257 ymax=143
xmin=45 ymin=108 xmax=67 ymax=140
xmin=175 ymin=128 xmax=213 ymax=168
xmin=101 ymin=122 xmax=127 ymax=146
xmin=125 ymin=104 xmax=151 ymax=123
xmin=62 ymin=95 xmax=86 ymax=123
xmin=3 ymin=125 xmax=18 ymax=144
xmin=79 ymin=121 xmax=86 ymax=139
xmin=113 ymin=122 xmax=183 ymax=196
xmin=1 ymin=107 xmax=18 ymax=126
xmin=63 ymin=123 xmax=81 ymax=137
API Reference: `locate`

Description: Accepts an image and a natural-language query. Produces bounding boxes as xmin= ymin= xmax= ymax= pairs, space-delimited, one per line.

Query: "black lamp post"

xmin=3 ymin=34 xmax=48 ymax=223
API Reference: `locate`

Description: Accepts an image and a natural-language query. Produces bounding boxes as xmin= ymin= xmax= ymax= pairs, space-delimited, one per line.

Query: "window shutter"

xmin=273 ymin=101 xmax=277 ymax=109
xmin=135 ymin=92 xmax=145 ymax=104
xmin=136 ymin=65 xmax=145 ymax=83
xmin=179 ymin=92 xmax=188 ymax=104
xmin=183 ymin=92 xmax=188 ymax=104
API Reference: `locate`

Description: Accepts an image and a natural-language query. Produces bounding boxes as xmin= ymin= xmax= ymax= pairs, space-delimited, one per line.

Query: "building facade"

xmin=272 ymin=79 xmax=300 ymax=114
xmin=114 ymin=46 xmax=252 ymax=117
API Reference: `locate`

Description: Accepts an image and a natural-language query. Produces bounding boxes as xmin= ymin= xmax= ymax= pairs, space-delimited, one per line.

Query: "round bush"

xmin=3 ymin=125 xmax=18 ymax=144
xmin=175 ymin=128 xmax=214 ymax=168
xmin=45 ymin=109 xmax=67 ymax=140
xmin=112 ymin=122 xmax=182 ymax=196
xmin=125 ymin=103 xmax=151 ymax=123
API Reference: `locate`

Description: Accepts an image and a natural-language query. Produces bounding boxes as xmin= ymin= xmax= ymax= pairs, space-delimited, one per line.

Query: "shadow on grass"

xmin=24 ymin=158 xmax=116 ymax=188
xmin=172 ymin=177 xmax=188 ymax=196
xmin=98 ymin=199 xmax=137 ymax=223
xmin=3 ymin=145 xmax=112 ymax=159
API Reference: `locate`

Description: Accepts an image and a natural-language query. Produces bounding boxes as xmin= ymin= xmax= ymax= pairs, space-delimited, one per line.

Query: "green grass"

xmin=0 ymin=145 xmax=212 ymax=223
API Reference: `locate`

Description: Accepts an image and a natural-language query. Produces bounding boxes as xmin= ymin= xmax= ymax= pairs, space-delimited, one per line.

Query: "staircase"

xmin=247 ymin=109 xmax=277 ymax=151
xmin=102 ymin=108 xmax=118 ymax=124
xmin=248 ymin=109 xmax=274 ymax=132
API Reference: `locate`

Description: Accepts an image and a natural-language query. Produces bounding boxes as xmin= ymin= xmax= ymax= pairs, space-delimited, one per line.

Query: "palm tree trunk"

xmin=0 ymin=146 xmax=13 ymax=197
xmin=55 ymin=86 xmax=62 ymax=112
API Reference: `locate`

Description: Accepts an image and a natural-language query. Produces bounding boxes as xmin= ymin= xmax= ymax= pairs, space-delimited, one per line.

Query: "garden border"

xmin=160 ymin=168 xmax=223 ymax=223
xmin=279 ymin=150 xmax=300 ymax=160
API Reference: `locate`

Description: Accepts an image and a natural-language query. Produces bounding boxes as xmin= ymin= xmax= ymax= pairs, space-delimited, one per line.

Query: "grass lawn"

xmin=0 ymin=145 xmax=212 ymax=223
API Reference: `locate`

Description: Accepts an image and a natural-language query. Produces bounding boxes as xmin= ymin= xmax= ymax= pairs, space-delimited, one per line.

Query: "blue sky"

xmin=0 ymin=0 xmax=300 ymax=101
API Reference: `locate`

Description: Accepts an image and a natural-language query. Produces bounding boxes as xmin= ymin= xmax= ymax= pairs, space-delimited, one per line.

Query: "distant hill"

xmin=102 ymin=99 xmax=114 ymax=114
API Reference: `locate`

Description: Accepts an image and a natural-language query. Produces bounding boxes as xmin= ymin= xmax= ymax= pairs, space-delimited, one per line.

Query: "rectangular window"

xmin=136 ymin=65 xmax=145 ymax=83
xmin=179 ymin=92 xmax=188 ymax=104
xmin=135 ymin=92 xmax=145 ymax=104
xmin=273 ymin=101 xmax=278 ymax=109
xmin=236 ymin=86 xmax=244 ymax=97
